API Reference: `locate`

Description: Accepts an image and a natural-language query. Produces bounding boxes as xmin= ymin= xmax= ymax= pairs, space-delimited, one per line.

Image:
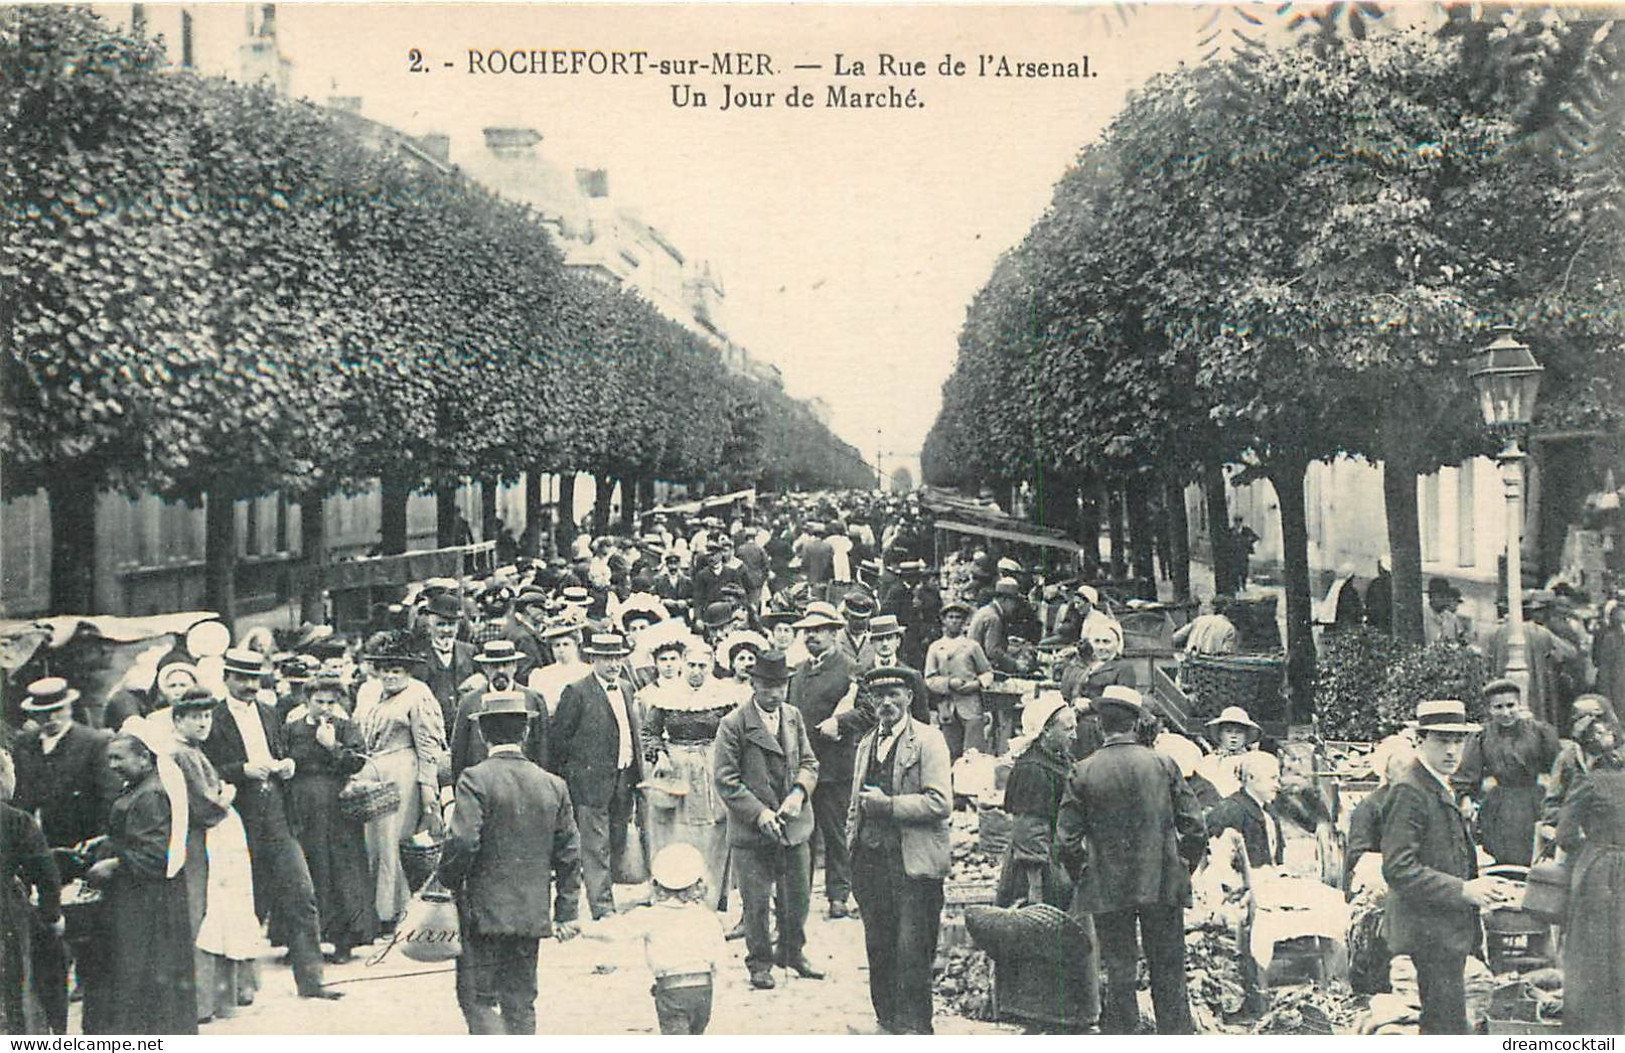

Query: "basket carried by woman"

xmin=338 ymin=758 xmax=401 ymax=824
xmin=398 ymin=833 xmax=444 ymax=894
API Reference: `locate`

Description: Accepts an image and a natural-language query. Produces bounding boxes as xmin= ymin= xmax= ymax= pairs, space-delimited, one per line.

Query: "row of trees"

xmin=2 ymin=6 xmax=873 ymax=618
xmin=924 ymin=6 xmax=1624 ymax=715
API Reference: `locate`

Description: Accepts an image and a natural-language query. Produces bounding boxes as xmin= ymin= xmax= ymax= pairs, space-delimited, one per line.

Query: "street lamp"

xmin=1469 ymin=325 xmax=1543 ymax=696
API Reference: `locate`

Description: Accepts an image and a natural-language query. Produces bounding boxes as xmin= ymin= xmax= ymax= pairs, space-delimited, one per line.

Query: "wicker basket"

xmin=1184 ymin=652 xmax=1287 ymax=732
xmin=339 ymin=759 xmax=402 ymax=824
xmin=399 ymin=835 xmax=445 ymax=893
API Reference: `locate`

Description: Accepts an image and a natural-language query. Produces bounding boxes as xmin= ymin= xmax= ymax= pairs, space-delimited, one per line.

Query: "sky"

xmin=251 ymin=3 xmax=1220 ymax=482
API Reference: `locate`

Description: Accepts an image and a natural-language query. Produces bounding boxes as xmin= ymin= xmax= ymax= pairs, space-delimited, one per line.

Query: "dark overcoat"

xmin=1380 ymin=758 xmax=1481 ymax=957
xmin=1057 ymin=738 xmax=1205 ymax=914
xmin=712 ymin=700 xmax=819 ymax=849
xmin=549 ymin=674 xmax=644 ymax=810
xmin=437 ymin=753 xmax=581 ymax=938
xmin=11 ymin=722 xmax=119 ymax=849
xmin=787 ymin=650 xmax=862 ymax=786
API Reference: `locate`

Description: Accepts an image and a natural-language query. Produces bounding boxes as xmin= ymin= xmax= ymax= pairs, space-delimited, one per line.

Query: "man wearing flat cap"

xmin=968 ymin=578 xmax=1023 ymax=676
xmin=837 ymin=590 xmax=879 ymax=670
xmin=924 ymin=601 xmax=994 ymax=760
xmin=1382 ymin=699 xmax=1517 ymax=1033
xmin=1058 ymin=686 xmax=1204 ymax=1034
xmin=1423 ymin=578 xmax=1471 ymax=647
xmin=652 ymin=551 xmax=694 ymax=618
xmin=846 ymin=667 xmax=951 ymax=1034
xmin=691 ymin=544 xmax=745 ymax=627
xmin=713 ymin=650 xmax=822 ymax=990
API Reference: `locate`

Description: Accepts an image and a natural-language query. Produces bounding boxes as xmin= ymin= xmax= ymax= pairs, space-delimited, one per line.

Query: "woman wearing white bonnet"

xmin=997 ymin=690 xmax=1077 ymax=908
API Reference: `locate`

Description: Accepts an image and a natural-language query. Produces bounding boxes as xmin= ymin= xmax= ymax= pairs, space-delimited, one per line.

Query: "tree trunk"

xmin=435 ymin=480 xmax=459 ymax=548
xmin=1382 ymin=436 xmax=1427 ymax=648
xmin=1151 ymin=485 xmax=1173 ymax=584
xmin=523 ymin=470 xmax=544 ymax=558
xmin=1076 ymin=481 xmax=1101 ymax=578
xmin=380 ymin=473 xmax=410 ymax=555
xmin=619 ymin=476 xmax=637 ymax=535
xmin=204 ymin=483 xmax=238 ymax=627
xmin=556 ymin=473 xmax=577 ymax=550
xmin=46 ymin=473 xmax=98 ymax=614
xmin=637 ymin=477 xmax=656 ymax=527
xmin=1125 ymin=474 xmax=1157 ymax=599
xmin=298 ymin=491 xmax=327 ymax=625
xmin=1038 ymin=475 xmax=1079 ymax=581
xmin=1107 ymin=484 xmax=1128 ymax=580
xmin=1165 ymin=475 xmax=1192 ymax=602
xmin=480 ymin=477 xmax=499 ymax=537
xmin=593 ymin=474 xmax=615 ymax=536
xmin=1203 ymin=450 xmax=1236 ymax=595
xmin=1268 ymin=454 xmax=1317 ymax=724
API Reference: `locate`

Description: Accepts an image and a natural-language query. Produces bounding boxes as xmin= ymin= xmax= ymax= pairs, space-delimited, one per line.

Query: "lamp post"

xmin=1469 ymin=325 xmax=1544 ymax=697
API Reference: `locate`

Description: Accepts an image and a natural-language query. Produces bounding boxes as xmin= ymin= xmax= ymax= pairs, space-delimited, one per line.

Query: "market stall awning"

xmin=933 ymin=519 xmax=1083 ymax=553
xmin=320 ymin=542 xmax=494 ymax=591
xmin=649 ymin=487 xmax=756 ymax=517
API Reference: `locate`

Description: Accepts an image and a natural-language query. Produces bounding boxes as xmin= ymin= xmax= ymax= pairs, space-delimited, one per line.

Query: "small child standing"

xmin=641 ymin=844 xmax=728 ymax=1035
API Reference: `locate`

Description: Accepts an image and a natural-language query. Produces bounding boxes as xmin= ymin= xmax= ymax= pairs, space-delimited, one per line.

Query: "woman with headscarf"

xmin=1078 ymin=622 xmax=1135 ymax=699
xmin=351 ymin=630 xmax=447 ymax=928
xmin=81 ymin=727 xmax=197 ymax=1034
xmin=1556 ymin=720 xmax=1625 ymax=1035
xmin=995 ymin=690 xmax=1100 ymax=1028
xmin=640 ymin=638 xmax=734 ymax=910
xmin=1 ymin=747 xmax=62 ymax=1034
xmin=1540 ymin=696 xmax=1623 ymax=855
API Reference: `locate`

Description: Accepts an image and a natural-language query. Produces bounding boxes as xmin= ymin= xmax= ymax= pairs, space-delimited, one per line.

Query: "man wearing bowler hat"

xmin=837 ymin=590 xmax=878 ymax=670
xmin=712 ymin=650 xmax=821 ymax=989
xmin=1382 ymin=698 xmax=1517 ymax=1034
xmin=202 ymin=649 xmax=339 ymax=999
xmin=419 ymin=592 xmax=478 ymax=736
xmin=788 ymin=601 xmax=866 ymax=919
xmin=438 ymin=691 xmax=581 ymax=1034
xmin=550 ymin=632 xmax=645 ymax=920
xmin=1059 ymin=685 xmax=1204 ymax=1034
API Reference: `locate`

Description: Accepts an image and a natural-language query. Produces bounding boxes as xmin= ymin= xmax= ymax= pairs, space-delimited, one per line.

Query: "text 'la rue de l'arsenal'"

xmin=832 ymin=53 xmax=1096 ymax=78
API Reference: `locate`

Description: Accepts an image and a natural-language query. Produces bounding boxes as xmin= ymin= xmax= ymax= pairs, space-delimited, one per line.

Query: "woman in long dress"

xmin=163 ymin=692 xmax=262 ymax=1021
xmin=1557 ymin=730 xmax=1625 ymax=1035
xmin=641 ymin=643 xmax=734 ymax=909
xmin=1455 ymin=682 xmax=1560 ymax=866
xmin=82 ymin=733 xmax=197 ymax=1035
xmin=352 ymin=631 xmax=447 ymax=928
xmin=286 ymin=674 xmax=378 ymax=962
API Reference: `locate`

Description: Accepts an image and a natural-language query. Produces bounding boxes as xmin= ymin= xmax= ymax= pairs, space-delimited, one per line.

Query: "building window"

xmin=1420 ymin=472 xmax=1441 ymax=563
xmin=1457 ymin=464 xmax=1476 ymax=567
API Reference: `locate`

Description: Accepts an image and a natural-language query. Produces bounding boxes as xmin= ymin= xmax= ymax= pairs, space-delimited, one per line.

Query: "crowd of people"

xmin=3 ymin=488 xmax=1623 ymax=1037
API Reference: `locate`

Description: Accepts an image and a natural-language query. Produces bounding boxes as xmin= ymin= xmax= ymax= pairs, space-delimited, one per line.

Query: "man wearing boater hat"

xmin=203 ymin=649 xmax=340 ymax=999
xmin=550 ymin=632 xmax=645 ymax=920
xmin=438 ymin=691 xmax=581 ymax=1034
xmin=1058 ymin=685 xmax=1205 ymax=1034
xmin=1382 ymin=698 xmax=1518 ymax=1034
xmin=449 ymin=640 xmax=550 ymax=780
xmin=11 ymin=677 xmax=119 ymax=853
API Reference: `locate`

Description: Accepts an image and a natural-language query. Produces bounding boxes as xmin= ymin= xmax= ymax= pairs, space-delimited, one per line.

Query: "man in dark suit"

xmin=1205 ymin=751 xmax=1286 ymax=869
xmin=11 ymin=677 xmax=117 ymax=1032
xmin=713 ymin=650 xmax=821 ymax=990
xmin=549 ymin=632 xmax=644 ymax=920
xmin=11 ymin=678 xmax=119 ymax=852
xmin=788 ymin=601 xmax=867 ymax=919
xmin=420 ymin=593 xmax=478 ymax=735
xmin=797 ymin=522 xmax=835 ymax=601
xmin=449 ymin=640 xmax=549 ymax=780
xmin=437 ymin=692 xmax=581 ymax=1035
xmin=202 ymin=649 xmax=339 ymax=1000
xmin=651 ymin=550 xmax=694 ymax=618
xmin=691 ymin=545 xmax=745 ymax=625
xmin=1059 ymin=685 xmax=1205 ymax=1034
xmin=1382 ymin=699 xmax=1517 ymax=1034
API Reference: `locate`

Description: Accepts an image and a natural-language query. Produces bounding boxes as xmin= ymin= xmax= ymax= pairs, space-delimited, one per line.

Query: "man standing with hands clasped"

xmin=1382 ymin=699 xmax=1519 ymax=1035
xmin=847 ymin=666 xmax=952 ymax=1035
xmin=713 ymin=650 xmax=823 ymax=990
